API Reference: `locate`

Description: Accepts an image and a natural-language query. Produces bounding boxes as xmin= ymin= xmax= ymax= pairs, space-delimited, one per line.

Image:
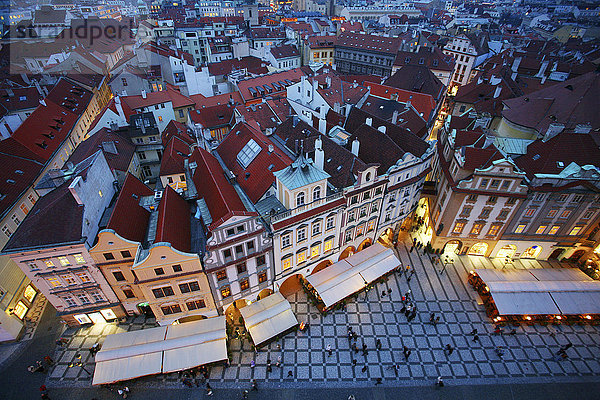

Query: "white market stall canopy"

xmin=93 ymin=316 xmax=227 ymax=385
xmin=239 ymin=292 xmax=298 ymax=347
xmin=475 ymin=268 xmax=600 ymax=316
xmin=307 ymin=243 xmax=400 ymax=308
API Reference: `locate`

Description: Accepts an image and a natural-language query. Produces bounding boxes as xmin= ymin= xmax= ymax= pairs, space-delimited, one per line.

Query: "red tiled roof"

xmin=0 ymin=138 xmax=44 ymax=219
xmin=161 ymin=120 xmax=195 ymax=146
xmin=45 ymin=78 xmax=94 ymax=115
xmin=463 ymin=145 xmax=504 ymax=171
xmin=384 ymin=65 xmax=444 ymax=100
xmin=159 ymin=136 xmax=191 ymax=177
xmin=335 ymin=33 xmax=400 ymax=55
xmin=339 ymin=21 xmax=363 ymax=32
xmin=68 ymin=127 xmax=136 ymax=174
xmin=0 ymin=87 xmax=42 ymax=113
xmin=217 ymin=122 xmax=293 ymax=203
xmin=121 ymin=85 xmax=194 ymax=110
xmin=393 ymin=47 xmax=454 ymax=72
xmin=454 ymin=128 xmax=485 ymax=148
xmin=142 ymin=41 xmax=194 ymax=66
xmin=234 ymin=102 xmax=280 ymax=130
xmin=366 ymin=82 xmax=436 ymax=121
xmin=189 ymin=102 xmax=235 ymax=129
xmin=207 ymin=56 xmax=269 ymax=76
xmin=155 ymin=185 xmax=191 ymax=253
xmin=237 ymin=68 xmax=308 ymax=104
xmin=307 ymin=35 xmax=336 ymax=49
xmin=106 ymin=173 xmax=154 ymax=243
xmin=270 ymin=44 xmax=300 ymax=60
xmin=189 ymin=92 xmax=242 ymax=108
xmin=89 ymin=97 xmax=135 ymax=132
xmin=11 ymin=100 xmax=79 ymax=162
xmin=189 ymin=147 xmax=251 ymax=230
xmin=284 ymin=22 xmax=315 ymax=35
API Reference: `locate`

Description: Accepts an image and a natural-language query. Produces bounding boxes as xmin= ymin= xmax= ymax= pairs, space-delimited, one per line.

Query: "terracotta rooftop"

xmin=393 ymin=47 xmax=455 ymax=72
xmin=307 ymin=35 xmax=337 ymax=49
xmin=160 ymin=136 xmax=192 ymax=177
xmin=270 ymin=44 xmax=300 ymax=60
xmin=161 ymin=120 xmax=195 ymax=146
xmin=384 ymin=65 xmax=444 ymax=100
xmin=121 ymin=85 xmax=194 ymax=110
xmin=207 ymin=56 xmax=269 ymax=77
xmin=236 ymin=68 xmax=307 ymax=104
xmin=189 ymin=103 xmax=235 ymax=129
xmin=68 ymin=127 xmax=136 ymax=175
xmin=155 ymin=185 xmax=191 ymax=253
xmin=106 ymin=173 xmax=154 ymax=243
xmin=335 ymin=33 xmax=401 ymax=55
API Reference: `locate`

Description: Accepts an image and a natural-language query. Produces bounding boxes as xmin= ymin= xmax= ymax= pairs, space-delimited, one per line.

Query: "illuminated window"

xmin=560 ymin=210 xmax=571 ymax=219
xmin=514 ymin=224 xmax=526 ymax=234
xmin=186 ymin=299 xmax=206 ymax=310
xmin=73 ymin=254 xmax=86 ymax=264
xmin=548 ymin=225 xmax=560 ymax=235
xmin=569 ymin=226 xmax=582 ymax=236
xmin=216 ymin=270 xmax=227 ymax=281
xmin=161 ymin=304 xmax=182 ymax=315
xmin=23 ymin=285 xmax=36 ymax=302
xmin=58 ymin=256 xmax=70 ymax=266
xmin=487 ymin=225 xmax=500 ymax=236
xmin=470 ymin=223 xmax=484 ymax=235
xmin=324 ymin=239 xmax=334 ymax=252
xmin=355 ymin=224 xmax=364 ymax=238
xmin=47 ymin=277 xmax=62 ymax=287
xmin=44 ymin=259 xmax=55 ymax=268
xmin=547 ymin=209 xmax=557 ymax=218
xmin=98 ymin=190 xmax=103 ymax=197
xmin=524 ymin=208 xmax=535 ymax=217
xmin=20 ymin=204 xmax=29 ymax=214
xmin=220 ymin=286 xmax=231 ymax=298
xmin=367 ymin=220 xmax=375 ymax=232
xmin=240 ymin=278 xmax=250 ymax=291
xmin=452 ymin=222 xmax=465 ymax=234
xmin=297 ymin=250 xmax=307 ymax=264
xmin=311 ymin=244 xmax=320 ymax=258
xmin=282 ymin=256 xmax=292 ymax=271
xmin=536 ymin=225 xmax=547 ymax=234
xmin=64 ymin=275 xmax=77 ymax=285
xmin=13 ymin=301 xmax=28 ymax=320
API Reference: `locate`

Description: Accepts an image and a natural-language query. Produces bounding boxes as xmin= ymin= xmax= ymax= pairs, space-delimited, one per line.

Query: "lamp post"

xmin=68 ymin=353 xmax=90 ymax=375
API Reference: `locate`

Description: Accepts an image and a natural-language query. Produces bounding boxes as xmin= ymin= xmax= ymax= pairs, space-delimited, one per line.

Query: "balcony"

xmin=271 ymin=192 xmax=344 ymax=223
xmin=421 ymin=181 xmax=437 ymax=196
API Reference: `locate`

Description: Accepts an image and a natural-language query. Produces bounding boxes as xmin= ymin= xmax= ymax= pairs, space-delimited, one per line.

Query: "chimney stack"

xmin=318 ymin=118 xmax=326 ymax=134
xmin=392 ymin=110 xmax=399 ymax=125
xmin=365 ymin=117 xmax=372 ymax=126
xmin=141 ymin=90 xmax=147 ymax=99
xmin=315 ymin=136 xmax=324 ymax=170
xmin=493 ymin=86 xmax=502 ymax=98
xmin=351 ymin=138 xmax=360 ymax=156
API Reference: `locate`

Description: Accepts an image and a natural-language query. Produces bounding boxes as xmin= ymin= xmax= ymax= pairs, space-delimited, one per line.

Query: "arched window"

xmin=366 ymin=172 xmax=372 ymax=181
xmin=296 ymin=192 xmax=305 ymax=207
xmin=313 ymin=186 xmax=321 ymax=201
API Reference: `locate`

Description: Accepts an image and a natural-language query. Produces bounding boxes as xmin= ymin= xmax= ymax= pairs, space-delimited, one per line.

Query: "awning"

xmin=239 ymin=292 xmax=298 ymax=347
xmin=93 ymin=317 xmax=227 ymax=385
xmin=307 ymin=243 xmax=400 ymax=309
xmin=475 ymin=268 xmax=600 ymax=316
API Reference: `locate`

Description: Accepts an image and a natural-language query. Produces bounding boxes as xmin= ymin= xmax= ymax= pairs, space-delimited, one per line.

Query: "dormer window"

xmin=313 ymin=186 xmax=321 ymax=201
xmin=296 ymin=192 xmax=305 ymax=207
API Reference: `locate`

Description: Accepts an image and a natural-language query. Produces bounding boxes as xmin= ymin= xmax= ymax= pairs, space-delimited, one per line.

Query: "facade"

xmin=443 ymin=35 xmax=481 ymax=87
xmin=304 ymin=35 xmax=335 ymax=66
xmin=334 ymin=33 xmax=401 ymax=77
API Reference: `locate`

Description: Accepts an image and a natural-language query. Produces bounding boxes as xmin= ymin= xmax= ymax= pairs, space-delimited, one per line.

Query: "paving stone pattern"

xmin=46 ymin=240 xmax=600 ymax=387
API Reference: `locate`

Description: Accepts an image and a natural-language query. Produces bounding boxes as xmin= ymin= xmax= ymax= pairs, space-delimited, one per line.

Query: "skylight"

xmin=237 ymin=138 xmax=261 ymax=169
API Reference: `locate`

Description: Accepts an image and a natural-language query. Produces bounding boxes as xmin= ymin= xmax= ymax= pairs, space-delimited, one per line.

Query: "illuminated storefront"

xmin=74 ymin=308 xmax=118 ymax=325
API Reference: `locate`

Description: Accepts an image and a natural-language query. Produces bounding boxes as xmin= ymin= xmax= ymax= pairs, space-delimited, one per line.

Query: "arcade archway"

xmin=521 ymin=245 xmax=542 ymax=259
xmin=357 ymin=237 xmax=373 ymax=252
xmin=225 ymin=299 xmax=248 ymax=325
xmin=257 ymin=288 xmax=273 ymax=301
xmin=175 ymin=314 xmax=207 ymax=324
xmin=311 ymin=259 xmax=333 ymax=275
xmin=467 ymin=242 xmax=488 ymax=256
xmin=339 ymin=246 xmax=356 ymax=261
xmin=496 ymin=245 xmax=517 ymax=259
xmin=442 ymin=240 xmax=462 ymax=254
xmin=278 ymin=274 xmax=304 ymax=298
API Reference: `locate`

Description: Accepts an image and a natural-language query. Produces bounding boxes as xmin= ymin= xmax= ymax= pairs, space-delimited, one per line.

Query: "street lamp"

xmin=68 ymin=353 xmax=91 ymax=375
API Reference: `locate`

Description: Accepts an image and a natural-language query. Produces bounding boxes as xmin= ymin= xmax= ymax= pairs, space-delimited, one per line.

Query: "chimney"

xmin=318 ymin=118 xmax=327 ymax=134
xmin=141 ymin=90 xmax=147 ymax=99
xmin=511 ymin=71 xmax=518 ymax=81
xmin=392 ymin=110 xmax=399 ymax=125
xmin=325 ymin=76 xmax=331 ymax=88
xmin=68 ymin=176 xmax=84 ymax=205
xmin=351 ymin=138 xmax=360 ymax=156
xmin=333 ymin=102 xmax=341 ymax=113
xmin=315 ymin=136 xmax=324 ymax=170
xmin=353 ymin=80 xmax=358 ymax=88
xmin=265 ymin=127 xmax=273 ymax=135
xmin=378 ymin=125 xmax=386 ymax=133
xmin=268 ymin=144 xmax=274 ymax=153
xmin=541 ymin=75 xmax=547 ymax=84
xmin=535 ymin=60 xmax=549 ymax=78
xmin=511 ymin=56 xmax=522 ymax=73
xmin=493 ymin=86 xmax=502 ymax=98
xmin=365 ymin=117 xmax=372 ymax=126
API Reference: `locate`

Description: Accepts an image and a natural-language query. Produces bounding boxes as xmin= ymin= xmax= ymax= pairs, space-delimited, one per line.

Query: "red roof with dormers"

xmin=161 ymin=120 xmax=195 ymax=146
xmin=189 ymin=147 xmax=253 ymax=230
xmin=107 ymin=173 xmax=154 ymax=243
xmin=237 ymin=68 xmax=308 ymax=104
xmin=121 ymin=85 xmax=194 ymax=110
xmin=11 ymin=100 xmax=79 ymax=162
xmin=89 ymin=97 xmax=135 ymax=132
xmin=217 ymin=122 xmax=293 ymax=203
xmin=159 ymin=136 xmax=192 ymax=177
xmin=155 ymin=185 xmax=191 ymax=253
xmin=365 ymin=82 xmax=436 ymax=121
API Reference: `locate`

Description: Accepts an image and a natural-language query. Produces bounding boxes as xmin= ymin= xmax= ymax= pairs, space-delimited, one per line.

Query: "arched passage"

xmin=357 ymin=237 xmax=373 ymax=252
xmin=278 ymin=274 xmax=304 ymax=298
xmin=311 ymin=259 xmax=332 ymax=275
xmin=257 ymin=288 xmax=273 ymax=301
xmin=468 ymin=242 xmax=488 ymax=256
xmin=175 ymin=314 xmax=207 ymax=324
xmin=225 ymin=299 xmax=248 ymax=326
xmin=339 ymin=246 xmax=356 ymax=261
xmin=496 ymin=245 xmax=517 ymax=259
xmin=377 ymin=228 xmax=394 ymax=247
xmin=569 ymin=250 xmax=585 ymax=261
xmin=521 ymin=245 xmax=542 ymax=259
xmin=442 ymin=240 xmax=462 ymax=254
xmin=549 ymin=248 xmax=565 ymax=259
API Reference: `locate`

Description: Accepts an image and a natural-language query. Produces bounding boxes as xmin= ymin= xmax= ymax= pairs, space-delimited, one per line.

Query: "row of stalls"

xmin=305 ymin=243 xmax=400 ymax=311
xmin=469 ymin=268 xmax=600 ymax=324
xmin=92 ymin=292 xmax=298 ymax=385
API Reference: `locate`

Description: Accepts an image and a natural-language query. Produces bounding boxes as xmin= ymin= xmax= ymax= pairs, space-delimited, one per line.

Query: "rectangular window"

xmin=282 ymin=257 xmax=292 ymax=271
xmin=583 ymin=210 xmax=595 ymax=219
xmin=152 ymin=286 xmax=174 ymax=298
xmin=350 ymin=195 xmax=358 ymax=205
xmin=348 ymin=210 xmax=355 ymax=222
xmin=20 ymin=204 xmax=29 ymax=214
xmin=103 ymin=252 xmax=115 ymax=261
xmin=367 ymin=220 xmax=375 ymax=232
xmin=297 ymin=251 xmax=307 ymax=264
xmin=154 ymin=267 xmax=165 ymax=276
xmin=281 ymin=234 xmax=291 ymax=248
xmin=487 ymin=196 xmax=498 ymax=204
xmin=64 ymin=275 xmax=77 ymax=285
xmin=77 ymin=293 xmax=91 ymax=305
xmin=490 ymin=179 xmax=500 ymax=188
xmin=479 ymin=178 xmax=489 ymax=188
xmin=240 ymin=278 xmax=250 ymax=291
xmin=236 ymin=262 xmax=247 ymax=274
xmin=297 ymin=227 xmax=307 ymax=243
xmin=535 ymin=225 xmax=547 ymax=234
xmin=524 ymin=208 xmax=535 ymax=217
xmin=311 ymin=244 xmax=320 ymax=258
xmin=246 ymin=241 xmax=255 ymax=253
xmin=113 ymin=271 xmax=126 ymax=281
xmin=501 ymin=181 xmax=510 ymax=190
xmin=344 ymin=229 xmax=353 ymax=243
xmin=63 ymin=295 xmax=77 ymax=307
xmin=120 ymin=250 xmax=132 ymax=258
xmin=216 ymin=270 xmax=227 ymax=281
xmin=3 ymin=226 xmax=13 ymax=238
xmin=467 ymin=194 xmax=478 ymax=202
xmin=223 ymin=248 xmax=232 ymax=262
xmin=569 ymin=226 xmax=582 ymax=236
xmin=220 ymin=286 xmax=231 ymax=298
xmin=355 ymin=224 xmax=364 ymax=238
xmin=312 ymin=222 xmax=321 ymax=237
xmin=179 ymin=281 xmax=200 ymax=293
xmin=324 ymin=239 xmax=334 ymax=253
xmin=487 ymin=225 xmax=500 ymax=236
xmin=326 ymin=216 xmax=335 ymax=231
xmin=123 ymin=289 xmax=135 ymax=299
xmin=258 ymin=270 xmax=267 ymax=283
xmin=256 ymin=255 xmax=266 ymax=267
xmin=89 ymin=290 xmax=104 ymax=302
xmin=226 ymin=228 xmax=235 ymax=237
xmin=186 ymin=299 xmax=206 ymax=310
xmin=235 ymin=244 xmax=244 ymax=258
xmin=547 ymin=209 xmax=557 ymax=218
xmin=548 ymin=225 xmax=560 ymax=235
xmin=514 ymin=224 xmax=526 ymax=233
xmin=506 ymin=198 xmax=517 ymax=205
xmin=560 ymin=210 xmax=571 ymax=219
xmin=452 ymin=222 xmax=465 ymax=234
xmin=558 ymin=194 xmax=569 ymax=202
xmin=363 ymin=191 xmax=371 ymax=201
xmin=161 ymin=304 xmax=182 ymax=315
xmin=58 ymin=256 xmax=71 ymax=266
xmin=172 ymin=264 xmax=182 ymax=273
xmin=470 ymin=223 xmax=484 ymax=235
xmin=460 ymin=206 xmax=472 ymax=217
xmin=47 ymin=277 xmax=62 ymax=287
xmin=479 ymin=209 xmax=491 ymax=218
xmin=74 ymin=254 xmax=86 ymax=264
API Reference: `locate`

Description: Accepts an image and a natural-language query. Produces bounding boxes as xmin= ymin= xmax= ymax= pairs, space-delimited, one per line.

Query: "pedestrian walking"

xmin=472 ymin=334 xmax=480 ymax=342
xmin=348 ymin=395 xmax=356 ymax=400
xmin=445 ymin=344 xmax=454 ymax=355
xmin=429 ymin=313 xmax=435 ymax=324
xmin=376 ymin=339 xmax=382 ymax=350
xmin=435 ymin=316 xmax=440 ymax=324
xmin=242 ymin=389 xmax=249 ymax=399
xmin=251 ymin=379 xmax=258 ymax=391
xmin=375 ymin=377 xmax=382 ymax=385
xmin=436 ymin=376 xmax=444 ymax=387
xmin=250 ymin=359 xmax=255 ymax=368
xmin=41 ymin=393 xmax=50 ymax=400
xmin=361 ymin=365 xmax=368 ymax=373
xmin=326 ymin=344 xmax=332 ymax=356
xmin=276 ymin=355 xmax=282 ymax=367
xmin=352 ymin=359 xmax=357 ymax=366
xmin=469 ymin=328 xmax=478 ymax=335
xmin=495 ymin=346 xmax=504 ymax=358
xmin=206 ymin=383 xmax=213 ymax=396
xmin=287 ymin=370 xmax=294 ymax=377
xmin=43 ymin=356 xmax=54 ymax=366
xmin=404 ymin=350 xmax=411 ymax=360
